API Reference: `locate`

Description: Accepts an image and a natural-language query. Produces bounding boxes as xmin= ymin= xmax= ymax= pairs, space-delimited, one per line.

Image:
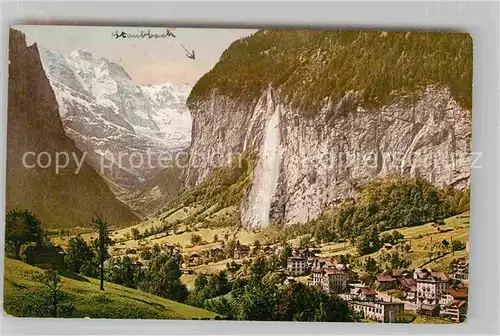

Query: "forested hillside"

xmin=189 ymin=30 xmax=473 ymax=116
xmin=260 ymin=175 xmax=470 ymax=244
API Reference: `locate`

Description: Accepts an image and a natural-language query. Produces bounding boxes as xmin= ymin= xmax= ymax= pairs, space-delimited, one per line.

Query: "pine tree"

xmin=92 ymin=214 xmax=110 ymax=291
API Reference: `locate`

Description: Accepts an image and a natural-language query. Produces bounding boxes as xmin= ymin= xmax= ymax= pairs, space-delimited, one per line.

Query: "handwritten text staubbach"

xmin=112 ymin=29 xmax=176 ymax=39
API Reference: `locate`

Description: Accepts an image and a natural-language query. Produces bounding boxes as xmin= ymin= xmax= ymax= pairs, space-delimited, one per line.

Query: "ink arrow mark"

xmin=181 ymin=44 xmax=195 ymax=60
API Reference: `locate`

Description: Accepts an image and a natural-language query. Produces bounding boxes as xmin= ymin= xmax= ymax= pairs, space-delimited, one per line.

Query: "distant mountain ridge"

xmin=7 ymin=29 xmax=139 ymax=228
xmin=39 ymin=48 xmax=192 ymax=194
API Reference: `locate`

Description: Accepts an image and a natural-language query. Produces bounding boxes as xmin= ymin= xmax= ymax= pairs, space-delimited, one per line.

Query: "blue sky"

xmin=15 ymin=25 xmax=256 ymax=85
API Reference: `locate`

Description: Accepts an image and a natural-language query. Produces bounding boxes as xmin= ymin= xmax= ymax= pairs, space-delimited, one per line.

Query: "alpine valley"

xmin=39 ymin=48 xmax=192 ymax=199
xmin=24 ymin=29 xmax=472 ymax=229
xmin=5 ymin=27 xmax=473 ymax=324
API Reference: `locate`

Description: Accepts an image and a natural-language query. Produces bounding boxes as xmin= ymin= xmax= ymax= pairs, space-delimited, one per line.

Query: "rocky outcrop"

xmin=6 ymin=29 xmax=139 ymax=228
xmin=186 ymin=86 xmax=471 ymax=228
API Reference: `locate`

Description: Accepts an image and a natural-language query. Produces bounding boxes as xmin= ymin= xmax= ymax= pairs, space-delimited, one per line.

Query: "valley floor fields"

xmin=52 ymin=211 xmax=469 ymax=289
xmin=41 ymin=205 xmax=470 ymax=323
xmin=15 ymin=210 xmax=469 ymax=322
xmin=319 ymin=213 xmax=470 ymax=272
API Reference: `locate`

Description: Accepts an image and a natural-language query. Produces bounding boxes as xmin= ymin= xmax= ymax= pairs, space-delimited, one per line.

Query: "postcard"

xmin=5 ymin=25 xmax=471 ymax=323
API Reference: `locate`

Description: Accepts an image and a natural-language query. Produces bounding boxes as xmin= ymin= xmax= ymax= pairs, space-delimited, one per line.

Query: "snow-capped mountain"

xmin=7 ymin=30 xmax=139 ymax=228
xmin=39 ymin=48 xmax=192 ymax=195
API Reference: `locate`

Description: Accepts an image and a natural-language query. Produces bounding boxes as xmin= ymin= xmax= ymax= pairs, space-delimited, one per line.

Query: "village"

xmin=29 ymin=212 xmax=469 ymax=323
xmin=119 ymin=238 xmax=469 ymax=324
xmin=285 ymin=250 xmax=468 ymax=323
xmin=5 ymin=25 xmax=476 ymax=324
xmin=253 ymin=244 xmax=467 ymax=323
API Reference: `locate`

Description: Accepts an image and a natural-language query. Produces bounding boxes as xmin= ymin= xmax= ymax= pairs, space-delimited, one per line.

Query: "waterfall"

xmin=245 ymin=102 xmax=282 ymax=228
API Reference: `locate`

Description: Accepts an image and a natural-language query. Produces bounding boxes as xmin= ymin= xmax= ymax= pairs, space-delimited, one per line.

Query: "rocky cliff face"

xmin=186 ymin=87 xmax=471 ymax=228
xmin=184 ymin=31 xmax=472 ymax=229
xmin=7 ymin=29 xmax=139 ymax=228
xmin=39 ymin=48 xmax=192 ymax=193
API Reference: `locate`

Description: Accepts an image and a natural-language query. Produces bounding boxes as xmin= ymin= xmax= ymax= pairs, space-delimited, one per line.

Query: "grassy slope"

xmin=77 ymin=213 xmax=467 ymax=278
xmin=56 ymin=212 xmax=468 ymax=278
xmin=51 ymin=206 xmax=202 ymax=249
xmin=3 ymin=258 xmax=217 ymax=319
xmin=52 ymin=209 xmax=259 ymax=263
xmin=87 ymin=150 xmax=260 ymax=251
xmin=318 ymin=212 xmax=469 ymax=272
xmin=175 ymin=213 xmax=469 ymax=283
xmin=412 ymin=315 xmax=454 ymax=324
xmin=51 ymin=209 xmax=467 ymax=292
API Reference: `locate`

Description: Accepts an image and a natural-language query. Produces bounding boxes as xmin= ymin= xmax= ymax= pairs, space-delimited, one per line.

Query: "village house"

xmin=348 ymin=282 xmax=368 ymax=295
xmin=131 ymin=260 xmax=144 ymax=271
xmin=441 ymin=299 xmax=467 ymax=322
xmin=382 ymin=243 xmax=394 ymax=250
xmin=450 ymin=258 xmax=469 ymax=281
xmin=414 ymin=268 xmax=448 ymax=307
xmin=309 ymin=258 xmax=350 ymax=273
xmin=311 ymin=258 xmax=336 ymax=270
xmin=391 ymin=269 xmax=413 ymax=279
xmin=140 ymin=259 xmax=150 ymax=269
xmin=348 ymin=300 xmax=404 ymax=323
xmin=25 ymin=245 xmax=66 ymax=270
xmin=292 ymin=248 xmax=316 ymax=259
xmin=273 ymin=246 xmax=284 ymax=257
xmin=262 ymin=245 xmax=275 ymax=256
xmin=399 ymin=277 xmax=417 ymax=302
xmin=323 ymin=269 xmax=350 ymax=294
xmin=439 ymin=289 xmax=468 ymax=305
xmin=355 ymin=288 xmax=378 ymax=302
xmin=309 ymin=268 xmax=323 ymax=287
xmin=439 ymin=289 xmax=468 ymax=318
xmin=308 ymin=268 xmax=350 ymax=294
xmin=207 ymin=247 xmax=224 ymax=258
xmin=338 ymin=282 xmax=367 ymax=301
xmin=418 ymin=304 xmax=440 ymax=317
xmin=287 ymin=256 xmax=308 ymax=276
xmin=188 ymin=253 xmax=202 ymax=266
xmin=439 ymin=289 xmax=468 ymax=307
xmin=375 ymin=274 xmax=398 ymax=290
xmin=172 ymin=251 xmax=183 ymax=264
xmin=162 ymin=244 xmax=175 ymax=254
xmin=234 ymin=241 xmax=250 ymax=259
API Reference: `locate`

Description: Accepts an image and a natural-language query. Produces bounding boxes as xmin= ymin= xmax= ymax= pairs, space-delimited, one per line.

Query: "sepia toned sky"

xmin=15 ymin=25 xmax=256 ymax=85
